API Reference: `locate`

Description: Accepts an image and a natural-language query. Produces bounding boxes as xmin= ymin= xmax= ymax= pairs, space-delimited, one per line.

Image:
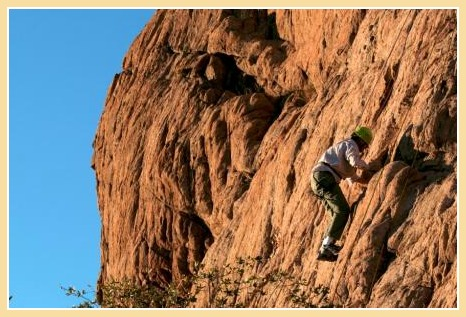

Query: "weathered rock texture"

xmin=92 ymin=9 xmax=457 ymax=308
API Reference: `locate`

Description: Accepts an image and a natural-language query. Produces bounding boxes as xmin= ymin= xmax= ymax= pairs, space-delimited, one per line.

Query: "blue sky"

xmin=8 ymin=9 xmax=155 ymax=308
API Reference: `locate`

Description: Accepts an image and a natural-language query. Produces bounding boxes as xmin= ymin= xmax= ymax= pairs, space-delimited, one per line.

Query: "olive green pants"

xmin=311 ymin=171 xmax=350 ymax=240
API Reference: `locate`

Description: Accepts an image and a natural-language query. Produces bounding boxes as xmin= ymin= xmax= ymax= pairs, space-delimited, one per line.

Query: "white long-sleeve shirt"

xmin=312 ymin=138 xmax=369 ymax=183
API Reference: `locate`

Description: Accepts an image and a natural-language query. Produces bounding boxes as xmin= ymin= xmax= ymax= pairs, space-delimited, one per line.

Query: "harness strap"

xmin=321 ymin=162 xmax=344 ymax=180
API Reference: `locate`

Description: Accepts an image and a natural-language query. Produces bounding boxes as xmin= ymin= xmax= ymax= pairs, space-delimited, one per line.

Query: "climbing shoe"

xmin=316 ymin=243 xmax=342 ymax=262
xmin=317 ymin=248 xmax=338 ymax=262
xmin=324 ymin=243 xmax=342 ymax=255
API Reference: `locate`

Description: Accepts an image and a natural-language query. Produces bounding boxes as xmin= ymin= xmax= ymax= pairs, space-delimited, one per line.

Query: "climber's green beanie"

xmin=354 ymin=126 xmax=373 ymax=145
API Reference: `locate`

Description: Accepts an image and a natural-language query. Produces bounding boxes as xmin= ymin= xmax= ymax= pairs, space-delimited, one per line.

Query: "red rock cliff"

xmin=92 ymin=9 xmax=457 ymax=307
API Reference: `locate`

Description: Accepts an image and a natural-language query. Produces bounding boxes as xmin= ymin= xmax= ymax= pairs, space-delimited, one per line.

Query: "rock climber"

xmin=311 ymin=126 xmax=374 ymax=262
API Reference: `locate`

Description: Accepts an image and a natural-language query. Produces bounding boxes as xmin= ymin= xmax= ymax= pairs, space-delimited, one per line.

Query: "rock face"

xmin=92 ymin=9 xmax=457 ymax=308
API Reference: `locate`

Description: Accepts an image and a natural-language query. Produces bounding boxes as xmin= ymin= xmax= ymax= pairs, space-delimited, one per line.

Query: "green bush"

xmin=63 ymin=256 xmax=333 ymax=308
